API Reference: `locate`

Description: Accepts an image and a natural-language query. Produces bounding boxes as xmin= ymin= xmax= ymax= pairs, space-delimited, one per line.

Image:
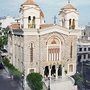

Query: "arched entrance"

xmin=58 ymin=65 xmax=62 ymax=76
xmin=51 ymin=65 xmax=56 ymax=76
xmin=44 ymin=66 xmax=49 ymax=77
xmin=44 ymin=64 xmax=63 ymax=78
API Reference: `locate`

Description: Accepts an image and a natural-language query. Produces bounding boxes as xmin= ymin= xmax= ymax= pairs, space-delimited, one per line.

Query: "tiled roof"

xmin=40 ymin=24 xmax=53 ymax=29
xmin=10 ymin=23 xmax=20 ymax=30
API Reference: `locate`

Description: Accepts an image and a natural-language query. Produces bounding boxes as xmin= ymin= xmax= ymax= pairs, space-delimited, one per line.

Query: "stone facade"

xmin=8 ymin=0 xmax=81 ymax=81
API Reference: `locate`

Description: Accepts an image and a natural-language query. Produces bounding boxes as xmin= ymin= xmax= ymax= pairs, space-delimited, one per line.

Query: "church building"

xmin=8 ymin=0 xmax=81 ymax=80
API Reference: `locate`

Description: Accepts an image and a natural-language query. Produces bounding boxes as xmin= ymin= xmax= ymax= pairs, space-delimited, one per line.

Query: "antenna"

xmin=54 ymin=16 xmax=57 ymax=25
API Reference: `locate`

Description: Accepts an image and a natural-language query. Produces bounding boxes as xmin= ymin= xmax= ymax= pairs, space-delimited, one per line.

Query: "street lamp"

xmin=48 ymin=64 xmax=52 ymax=90
xmin=21 ymin=73 xmax=25 ymax=90
xmin=48 ymin=77 xmax=50 ymax=90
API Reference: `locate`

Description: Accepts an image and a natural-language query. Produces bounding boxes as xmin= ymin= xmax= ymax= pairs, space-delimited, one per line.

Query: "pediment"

xmin=40 ymin=25 xmax=80 ymax=36
xmin=40 ymin=25 xmax=69 ymax=35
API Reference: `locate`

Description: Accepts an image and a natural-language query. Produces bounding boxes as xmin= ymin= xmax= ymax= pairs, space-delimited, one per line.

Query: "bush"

xmin=72 ymin=73 xmax=83 ymax=85
xmin=26 ymin=73 xmax=43 ymax=90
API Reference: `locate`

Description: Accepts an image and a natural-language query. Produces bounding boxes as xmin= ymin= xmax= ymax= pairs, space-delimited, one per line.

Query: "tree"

xmin=0 ymin=27 xmax=9 ymax=49
xmin=27 ymin=73 xmax=43 ymax=90
xmin=0 ymin=36 xmax=3 ymax=49
xmin=2 ymin=27 xmax=9 ymax=45
xmin=72 ymin=73 xmax=83 ymax=88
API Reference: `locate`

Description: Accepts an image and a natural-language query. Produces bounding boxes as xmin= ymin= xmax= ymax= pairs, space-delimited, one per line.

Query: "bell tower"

xmin=20 ymin=0 xmax=45 ymax=29
xmin=58 ymin=1 xmax=79 ymax=29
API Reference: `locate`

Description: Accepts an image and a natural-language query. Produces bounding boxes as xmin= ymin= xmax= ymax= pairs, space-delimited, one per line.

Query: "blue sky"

xmin=0 ymin=0 xmax=90 ymax=26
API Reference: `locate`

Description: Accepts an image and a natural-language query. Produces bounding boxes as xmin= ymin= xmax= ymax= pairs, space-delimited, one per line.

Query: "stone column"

xmin=49 ymin=65 xmax=51 ymax=80
xmin=56 ymin=66 xmax=58 ymax=79
xmin=62 ymin=65 xmax=65 ymax=79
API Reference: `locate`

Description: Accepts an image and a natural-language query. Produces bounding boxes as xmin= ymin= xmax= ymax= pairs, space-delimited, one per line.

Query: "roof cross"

xmin=68 ymin=0 xmax=70 ymax=3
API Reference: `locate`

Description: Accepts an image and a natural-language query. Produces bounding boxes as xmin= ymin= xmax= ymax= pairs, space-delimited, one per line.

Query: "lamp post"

xmin=21 ymin=73 xmax=25 ymax=90
xmin=48 ymin=77 xmax=50 ymax=90
xmin=48 ymin=65 xmax=52 ymax=90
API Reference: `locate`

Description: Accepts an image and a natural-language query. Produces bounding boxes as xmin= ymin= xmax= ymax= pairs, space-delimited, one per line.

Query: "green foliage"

xmin=72 ymin=73 xmax=83 ymax=85
xmin=2 ymin=36 xmax=8 ymax=45
xmin=27 ymin=73 xmax=43 ymax=90
xmin=3 ymin=58 xmax=22 ymax=78
xmin=0 ymin=37 xmax=3 ymax=49
xmin=0 ymin=27 xmax=9 ymax=48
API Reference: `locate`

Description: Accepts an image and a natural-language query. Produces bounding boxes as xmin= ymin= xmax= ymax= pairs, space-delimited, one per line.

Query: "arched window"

xmin=69 ymin=19 xmax=72 ymax=29
xmin=32 ymin=16 xmax=36 ymax=28
xmin=30 ymin=43 xmax=34 ymax=62
xmin=70 ymin=42 xmax=72 ymax=58
xmin=28 ymin=16 xmax=31 ymax=23
xmin=72 ymin=19 xmax=75 ymax=29
xmin=69 ymin=64 xmax=73 ymax=72
xmin=47 ymin=37 xmax=60 ymax=61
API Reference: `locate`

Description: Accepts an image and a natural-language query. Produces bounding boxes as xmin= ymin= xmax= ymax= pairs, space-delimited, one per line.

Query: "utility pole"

xmin=21 ymin=61 xmax=25 ymax=90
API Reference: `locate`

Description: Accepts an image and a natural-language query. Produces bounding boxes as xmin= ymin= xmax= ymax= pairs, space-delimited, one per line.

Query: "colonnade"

xmin=43 ymin=64 xmax=65 ymax=79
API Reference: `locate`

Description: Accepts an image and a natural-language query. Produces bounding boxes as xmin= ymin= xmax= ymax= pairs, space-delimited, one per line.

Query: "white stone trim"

xmin=27 ymin=68 xmax=36 ymax=75
xmin=12 ymin=26 xmax=81 ymax=36
xmin=68 ymin=63 xmax=74 ymax=75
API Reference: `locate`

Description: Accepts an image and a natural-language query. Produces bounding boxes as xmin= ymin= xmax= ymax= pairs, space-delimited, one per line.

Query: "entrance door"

xmin=58 ymin=65 xmax=62 ymax=76
xmin=51 ymin=65 xmax=56 ymax=76
xmin=44 ymin=66 xmax=49 ymax=77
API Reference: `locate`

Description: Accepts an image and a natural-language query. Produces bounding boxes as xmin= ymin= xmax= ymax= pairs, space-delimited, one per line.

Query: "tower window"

xmin=69 ymin=19 xmax=72 ymax=29
xmin=32 ymin=16 xmax=36 ymax=28
xmin=28 ymin=16 xmax=31 ymax=23
xmin=28 ymin=16 xmax=31 ymax=28
xmin=72 ymin=19 xmax=75 ymax=29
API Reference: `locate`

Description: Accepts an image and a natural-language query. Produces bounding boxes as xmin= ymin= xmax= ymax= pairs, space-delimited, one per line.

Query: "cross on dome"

xmin=68 ymin=0 xmax=70 ymax=3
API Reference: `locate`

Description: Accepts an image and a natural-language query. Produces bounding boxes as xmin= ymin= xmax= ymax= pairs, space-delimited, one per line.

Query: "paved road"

xmin=0 ymin=69 xmax=22 ymax=90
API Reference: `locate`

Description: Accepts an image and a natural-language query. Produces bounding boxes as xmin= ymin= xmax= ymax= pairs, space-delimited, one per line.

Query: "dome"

xmin=22 ymin=0 xmax=38 ymax=6
xmin=61 ymin=3 xmax=77 ymax=10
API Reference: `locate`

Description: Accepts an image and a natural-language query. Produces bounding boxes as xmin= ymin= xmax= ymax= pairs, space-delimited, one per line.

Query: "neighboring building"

xmin=8 ymin=0 xmax=81 ymax=90
xmin=0 ymin=16 xmax=18 ymax=36
xmin=0 ymin=16 xmax=17 ymax=29
xmin=77 ymin=25 xmax=90 ymax=62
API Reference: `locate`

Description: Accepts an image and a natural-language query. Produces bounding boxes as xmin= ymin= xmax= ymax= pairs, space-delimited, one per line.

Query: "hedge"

xmin=26 ymin=73 xmax=43 ymax=90
xmin=3 ymin=58 xmax=22 ymax=79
